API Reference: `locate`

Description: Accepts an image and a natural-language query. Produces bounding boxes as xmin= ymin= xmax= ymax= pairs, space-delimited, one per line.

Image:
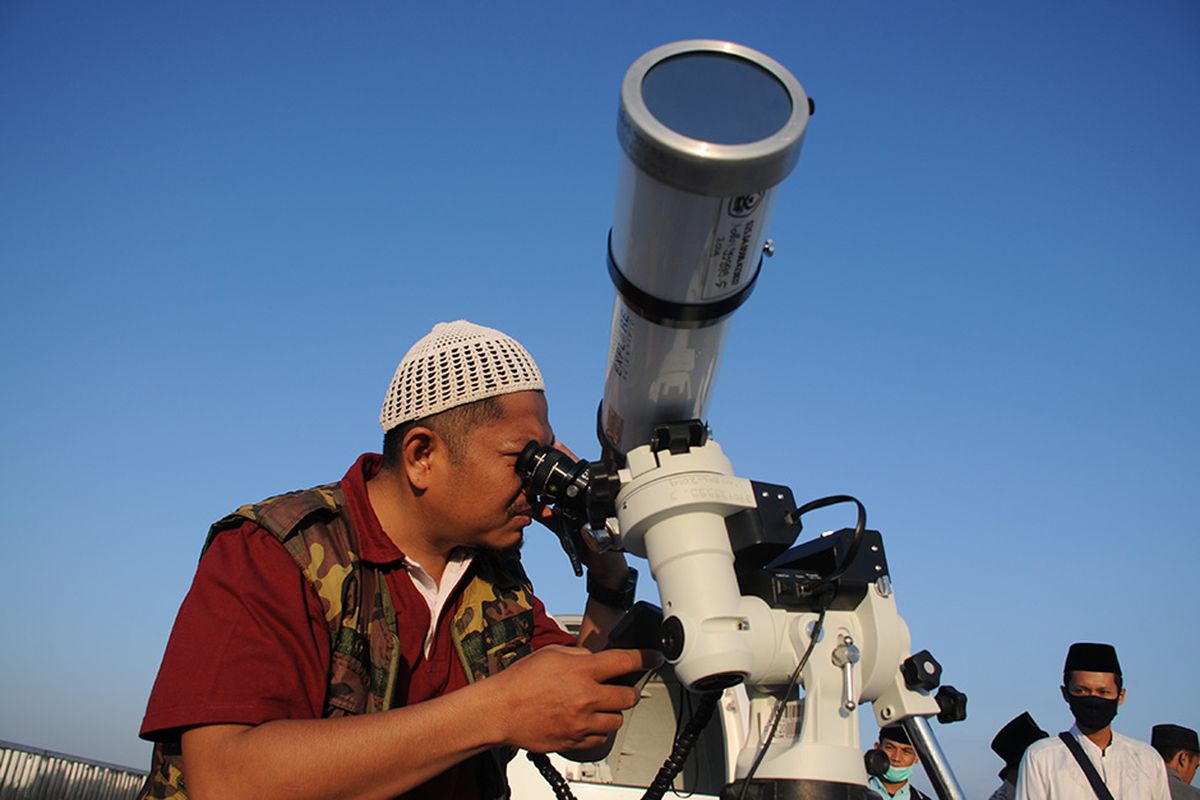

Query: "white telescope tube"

xmin=601 ymin=40 xmax=810 ymax=457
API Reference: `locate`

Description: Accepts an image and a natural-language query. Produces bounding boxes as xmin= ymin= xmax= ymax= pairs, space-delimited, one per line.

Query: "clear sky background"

xmin=1 ymin=1 xmax=1197 ymax=796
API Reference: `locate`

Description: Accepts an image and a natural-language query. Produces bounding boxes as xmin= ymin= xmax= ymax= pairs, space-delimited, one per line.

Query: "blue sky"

xmin=1 ymin=1 xmax=1197 ymax=795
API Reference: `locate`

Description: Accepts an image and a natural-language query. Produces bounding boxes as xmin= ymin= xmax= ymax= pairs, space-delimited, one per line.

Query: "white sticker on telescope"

xmin=702 ymin=191 xmax=769 ymax=301
xmin=762 ymin=701 xmax=802 ymax=742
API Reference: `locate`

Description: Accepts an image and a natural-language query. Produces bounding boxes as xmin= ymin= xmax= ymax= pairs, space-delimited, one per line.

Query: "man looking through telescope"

xmin=137 ymin=320 xmax=653 ymax=800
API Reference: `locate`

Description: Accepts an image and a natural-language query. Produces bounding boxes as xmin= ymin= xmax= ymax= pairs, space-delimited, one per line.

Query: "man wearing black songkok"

xmin=1015 ymin=642 xmax=1168 ymax=799
xmin=1152 ymin=724 xmax=1200 ymax=800
xmin=988 ymin=712 xmax=1047 ymax=800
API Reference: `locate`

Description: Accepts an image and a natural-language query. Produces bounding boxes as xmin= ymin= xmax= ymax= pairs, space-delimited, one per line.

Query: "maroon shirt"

xmin=141 ymin=454 xmax=575 ymax=798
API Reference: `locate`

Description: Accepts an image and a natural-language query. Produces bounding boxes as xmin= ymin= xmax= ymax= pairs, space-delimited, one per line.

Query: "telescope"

xmin=599 ymin=39 xmax=808 ymax=458
xmin=520 ymin=41 xmax=967 ymax=800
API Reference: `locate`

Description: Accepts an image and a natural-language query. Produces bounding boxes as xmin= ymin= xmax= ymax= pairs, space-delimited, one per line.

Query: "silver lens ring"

xmin=618 ymin=39 xmax=810 ymax=197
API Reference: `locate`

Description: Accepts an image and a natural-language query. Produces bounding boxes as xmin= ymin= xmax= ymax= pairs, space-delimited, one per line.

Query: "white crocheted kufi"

xmin=380 ymin=320 xmax=544 ymax=431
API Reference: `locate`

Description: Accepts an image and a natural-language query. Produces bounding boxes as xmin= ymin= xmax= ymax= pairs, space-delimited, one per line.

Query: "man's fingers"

xmin=501 ymin=646 xmax=661 ymax=755
xmin=567 ymin=732 xmax=614 ymax=752
xmin=587 ymin=682 xmax=640 ymax=712
xmin=536 ymin=644 xmax=589 ymax=658
xmin=589 ymin=648 xmax=663 ymax=681
xmin=552 ymin=441 xmax=580 ymax=461
xmin=592 ymin=710 xmax=627 ymax=734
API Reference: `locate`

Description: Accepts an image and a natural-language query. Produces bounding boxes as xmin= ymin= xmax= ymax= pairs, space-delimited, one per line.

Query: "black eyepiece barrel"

xmin=515 ymin=441 xmax=592 ymax=513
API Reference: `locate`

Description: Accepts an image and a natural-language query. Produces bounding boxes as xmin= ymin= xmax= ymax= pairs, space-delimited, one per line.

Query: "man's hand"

xmin=527 ymin=440 xmax=636 ymax=650
xmin=530 ymin=441 xmax=631 ymax=579
xmin=179 ymin=645 xmax=659 ymax=800
xmin=529 ymin=441 xmax=628 ymax=582
xmin=488 ymin=645 xmax=660 ymax=754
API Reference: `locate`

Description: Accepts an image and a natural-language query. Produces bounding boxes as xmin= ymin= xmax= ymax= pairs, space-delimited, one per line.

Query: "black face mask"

xmin=1066 ymin=694 xmax=1119 ymax=732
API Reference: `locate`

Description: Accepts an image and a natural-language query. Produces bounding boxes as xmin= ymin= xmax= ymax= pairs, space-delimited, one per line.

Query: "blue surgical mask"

xmin=883 ymin=764 xmax=914 ymax=783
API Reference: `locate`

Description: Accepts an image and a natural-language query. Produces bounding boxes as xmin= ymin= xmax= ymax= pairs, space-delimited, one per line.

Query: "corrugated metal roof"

xmin=0 ymin=740 xmax=146 ymax=800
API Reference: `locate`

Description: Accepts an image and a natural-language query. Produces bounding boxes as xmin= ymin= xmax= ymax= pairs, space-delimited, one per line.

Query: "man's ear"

xmin=1116 ymin=687 xmax=1125 ymax=707
xmin=401 ymin=427 xmax=439 ymax=490
xmin=1060 ymin=686 xmax=1070 ymax=703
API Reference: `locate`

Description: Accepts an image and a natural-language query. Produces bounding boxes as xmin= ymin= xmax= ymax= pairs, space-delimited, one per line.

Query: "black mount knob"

xmin=935 ymin=685 xmax=968 ymax=724
xmin=900 ymin=650 xmax=943 ymax=692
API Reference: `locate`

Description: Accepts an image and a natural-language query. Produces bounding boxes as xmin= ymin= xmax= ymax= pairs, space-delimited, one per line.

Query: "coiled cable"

xmin=641 ymin=689 xmax=722 ymax=800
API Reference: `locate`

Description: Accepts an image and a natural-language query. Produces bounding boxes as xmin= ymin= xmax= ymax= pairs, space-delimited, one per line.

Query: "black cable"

xmin=671 ymin=688 xmax=699 ymax=797
xmin=734 ymin=608 xmax=828 ymax=800
xmin=785 ymin=494 xmax=867 ymax=595
xmin=641 ymin=689 xmax=722 ymax=800
xmin=527 ymin=680 xmax=718 ymax=800
xmin=527 ymin=751 xmax=578 ymax=800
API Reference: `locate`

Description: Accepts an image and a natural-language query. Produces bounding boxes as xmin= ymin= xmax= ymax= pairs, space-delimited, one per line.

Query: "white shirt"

xmin=402 ymin=548 xmax=474 ymax=658
xmin=1015 ymin=726 xmax=1170 ymax=800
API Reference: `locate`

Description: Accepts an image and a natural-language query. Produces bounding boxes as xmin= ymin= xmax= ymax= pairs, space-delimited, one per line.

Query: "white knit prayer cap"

xmin=380 ymin=320 xmax=544 ymax=431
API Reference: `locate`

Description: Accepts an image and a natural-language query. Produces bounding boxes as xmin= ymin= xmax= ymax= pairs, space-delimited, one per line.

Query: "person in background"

xmin=1016 ymin=642 xmax=1169 ymax=800
xmin=988 ymin=712 xmax=1048 ymax=800
xmin=867 ymin=725 xmax=931 ymax=800
xmin=1152 ymin=724 xmax=1200 ymax=800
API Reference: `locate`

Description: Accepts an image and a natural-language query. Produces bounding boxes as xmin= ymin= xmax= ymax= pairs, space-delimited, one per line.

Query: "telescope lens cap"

xmin=618 ymin=40 xmax=810 ymax=196
xmin=642 ymin=52 xmax=792 ymax=145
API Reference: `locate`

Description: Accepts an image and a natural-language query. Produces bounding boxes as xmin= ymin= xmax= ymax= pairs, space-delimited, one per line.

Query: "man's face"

xmin=1061 ymin=671 xmax=1124 ymax=704
xmin=875 ymin=738 xmax=918 ymax=770
xmin=430 ymin=390 xmax=553 ymax=552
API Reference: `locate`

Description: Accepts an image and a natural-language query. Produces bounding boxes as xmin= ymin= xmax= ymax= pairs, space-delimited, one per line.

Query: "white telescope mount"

xmin=584 ymin=420 xmax=969 ymax=800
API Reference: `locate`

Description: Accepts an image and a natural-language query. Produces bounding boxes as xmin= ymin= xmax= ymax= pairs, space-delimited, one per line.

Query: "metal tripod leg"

xmin=901 ymin=717 xmax=966 ymax=800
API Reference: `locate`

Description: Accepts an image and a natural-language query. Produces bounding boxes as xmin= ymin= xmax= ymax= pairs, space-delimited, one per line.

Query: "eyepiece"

xmin=515 ymin=441 xmax=592 ymax=511
xmin=515 ymin=440 xmax=544 ymax=478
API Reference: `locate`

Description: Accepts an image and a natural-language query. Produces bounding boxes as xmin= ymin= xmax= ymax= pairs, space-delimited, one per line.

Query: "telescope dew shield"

xmin=602 ymin=40 xmax=810 ymax=457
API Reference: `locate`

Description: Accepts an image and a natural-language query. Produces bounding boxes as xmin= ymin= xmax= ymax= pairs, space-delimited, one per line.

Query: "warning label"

xmin=703 ymin=191 xmax=768 ymax=300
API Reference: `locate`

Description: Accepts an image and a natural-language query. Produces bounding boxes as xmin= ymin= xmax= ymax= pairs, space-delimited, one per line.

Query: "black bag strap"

xmin=1058 ymin=731 xmax=1116 ymax=800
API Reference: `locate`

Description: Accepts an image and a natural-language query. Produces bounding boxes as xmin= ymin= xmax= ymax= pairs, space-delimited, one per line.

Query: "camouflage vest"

xmin=139 ymin=483 xmax=539 ymax=799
